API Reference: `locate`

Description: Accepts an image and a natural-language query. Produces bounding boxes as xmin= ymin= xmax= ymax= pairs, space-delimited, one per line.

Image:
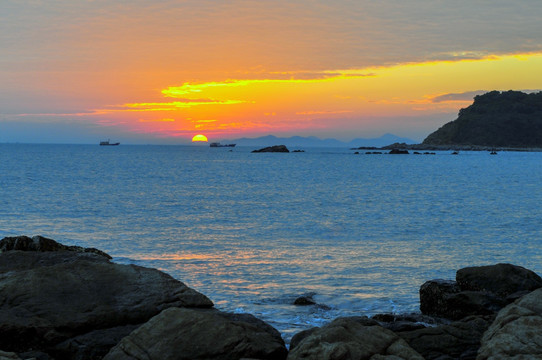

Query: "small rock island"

xmin=252 ymin=145 xmax=290 ymax=153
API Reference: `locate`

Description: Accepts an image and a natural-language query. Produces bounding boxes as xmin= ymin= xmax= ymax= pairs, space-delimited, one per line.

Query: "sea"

xmin=1 ymin=143 xmax=542 ymax=343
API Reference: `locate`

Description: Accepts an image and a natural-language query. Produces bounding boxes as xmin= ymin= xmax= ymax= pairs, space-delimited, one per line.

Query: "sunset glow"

xmin=2 ymin=1 xmax=542 ymax=144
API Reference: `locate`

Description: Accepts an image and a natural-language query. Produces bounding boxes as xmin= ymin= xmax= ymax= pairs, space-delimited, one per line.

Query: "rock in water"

xmin=388 ymin=148 xmax=409 ymax=154
xmin=251 ymin=145 xmax=290 ymax=153
xmin=0 ymin=236 xmax=213 ymax=359
xmin=104 ymin=307 xmax=288 ymax=360
xmin=477 ymin=288 xmax=542 ymax=359
xmin=287 ymin=316 xmax=424 ymax=360
xmin=294 ymin=295 xmax=316 ymax=306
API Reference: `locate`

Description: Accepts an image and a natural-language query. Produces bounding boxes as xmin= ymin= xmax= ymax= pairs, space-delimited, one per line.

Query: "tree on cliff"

xmin=423 ymin=90 xmax=542 ymax=147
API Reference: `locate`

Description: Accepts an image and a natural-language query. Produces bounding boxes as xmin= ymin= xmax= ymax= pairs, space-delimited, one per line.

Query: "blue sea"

xmin=1 ymin=143 xmax=542 ymax=343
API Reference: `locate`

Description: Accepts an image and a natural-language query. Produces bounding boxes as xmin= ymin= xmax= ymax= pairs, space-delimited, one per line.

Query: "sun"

xmin=192 ymin=134 xmax=208 ymax=142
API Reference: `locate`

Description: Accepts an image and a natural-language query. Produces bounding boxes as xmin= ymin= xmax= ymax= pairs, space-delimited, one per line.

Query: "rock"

xmin=53 ymin=325 xmax=140 ymax=360
xmin=294 ymin=296 xmax=316 ymax=306
xmin=0 ymin=235 xmax=112 ymax=259
xmin=419 ymin=280 xmax=462 ymax=318
xmin=372 ymin=313 xmax=444 ymax=333
xmin=104 ymin=307 xmax=288 ymax=360
xmin=287 ymin=316 xmax=424 ymax=360
xmin=289 ymin=328 xmax=319 ymax=352
xmin=252 ymin=145 xmax=290 ymax=153
xmin=0 ymin=236 xmax=213 ymax=359
xmin=456 ymin=263 xmax=542 ymax=298
xmin=389 ymin=149 xmax=409 ymax=154
xmin=399 ymin=315 xmax=493 ymax=360
xmin=477 ymin=288 xmax=542 ymax=359
xmin=420 ymin=280 xmax=505 ymax=320
xmin=0 ymin=351 xmax=22 ymax=360
xmin=419 ymin=264 xmax=542 ymax=320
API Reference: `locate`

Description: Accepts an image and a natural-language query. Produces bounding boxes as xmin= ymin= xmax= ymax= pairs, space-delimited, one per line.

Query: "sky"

xmin=2 ymin=1 xmax=542 ymax=144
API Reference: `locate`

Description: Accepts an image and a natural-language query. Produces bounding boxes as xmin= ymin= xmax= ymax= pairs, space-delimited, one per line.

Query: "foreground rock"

xmin=105 ymin=307 xmax=288 ymax=360
xmin=252 ymin=145 xmax=290 ymax=153
xmin=398 ymin=315 xmax=493 ymax=360
xmin=456 ymin=263 xmax=542 ymax=298
xmin=0 ymin=234 xmax=111 ymax=259
xmin=287 ymin=317 xmax=423 ymax=360
xmin=420 ymin=263 xmax=542 ymax=320
xmin=0 ymin=235 xmax=213 ymax=359
xmin=477 ymin=287 xmax=542 ymax=359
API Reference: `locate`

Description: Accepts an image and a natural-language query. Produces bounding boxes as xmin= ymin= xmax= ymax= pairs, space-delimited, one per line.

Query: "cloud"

xmin=429 ymin=91 xmax=488 ymax=103
xmin=138 ymin=118 xmax=175 ymax=122
xmin=296 ymin=110 xmax=353 ymax=115
xmin=161 ymin=72 xmax=374 ymax=98
xmin=107 ymin=99 xmax=247 ymax=112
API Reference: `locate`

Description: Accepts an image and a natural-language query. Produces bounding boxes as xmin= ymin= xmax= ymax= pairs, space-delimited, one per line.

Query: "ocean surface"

xmin=2 ymin=143 xmax=542 ymax=343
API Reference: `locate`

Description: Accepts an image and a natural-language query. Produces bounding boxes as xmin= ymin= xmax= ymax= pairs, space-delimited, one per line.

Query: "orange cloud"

xmin=296 ymin=110 xmax=353 ymax=115
xmin=138 ymin=118 xmax=175 ymax=122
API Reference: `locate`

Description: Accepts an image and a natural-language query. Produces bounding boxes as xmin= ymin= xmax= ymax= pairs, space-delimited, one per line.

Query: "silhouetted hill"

xmin=423 ymin=90 xmax=542 ymax=148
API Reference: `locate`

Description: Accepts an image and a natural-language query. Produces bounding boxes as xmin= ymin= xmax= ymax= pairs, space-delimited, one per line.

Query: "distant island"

xmin=218 ymin=133 xmax=415 ymax=148
xmin=422 ymin=90 xmax=542 ymax=148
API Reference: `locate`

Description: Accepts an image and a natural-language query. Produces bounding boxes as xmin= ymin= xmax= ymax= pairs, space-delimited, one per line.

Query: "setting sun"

xmin=192 ymin=134 xmax=208 ymax=142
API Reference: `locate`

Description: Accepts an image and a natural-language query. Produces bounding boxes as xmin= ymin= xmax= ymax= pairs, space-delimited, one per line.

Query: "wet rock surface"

xmin=0 ymin=236 xmax=213 ymax=359
xmin=287 ymin=316 xmax=424 ymax=360
xmin=104 ymin=307 xmax=288 ymax=360
xmin=3 ymin=235 xmax=542 ymax=360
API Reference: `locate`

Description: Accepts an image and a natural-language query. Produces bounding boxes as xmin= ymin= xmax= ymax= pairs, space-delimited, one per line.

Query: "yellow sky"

xmin=89 ymin=53 xmax=542 ymax=140
xmin=1 ymin=1 xmax=542 ymax=143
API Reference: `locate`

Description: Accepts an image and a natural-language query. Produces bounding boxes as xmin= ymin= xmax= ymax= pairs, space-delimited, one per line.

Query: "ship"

xmin=209 ymin=142 xmax=236 ymax=147
xmin=99 ymin=140 xmax=120 ymax=146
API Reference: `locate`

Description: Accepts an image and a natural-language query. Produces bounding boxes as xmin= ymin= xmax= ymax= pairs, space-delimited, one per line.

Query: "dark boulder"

xmin=389 ymin=149 xmax=409 ymax=154
xmin=0 ymin=235 xmax=112 ymax=259
xmin=456 ymin=263 xmax=542 ymax=298
xmin=104 ymin=307 xmax=288 ymax=360
xmin=289 ymin=327 xmax=319 ymax=352
xmin=287 ymin=316 xmax=423 ymax=359
xmin=419 ymin=279 xmax=461 ymax=318
xmin=399 ymin=315 xmax=494 ymax=360
xmin=252 ymin=145 xmax=290 ymax=153
xmin=419 ymin=280 xmax=505 ymax=320
xmin=0 ymin=236 xmax=213 ymax=359
xmin=294 ymin=295 xmax=316 ymax=306
xmin=420 ymin=264 xmax=542 ymax=320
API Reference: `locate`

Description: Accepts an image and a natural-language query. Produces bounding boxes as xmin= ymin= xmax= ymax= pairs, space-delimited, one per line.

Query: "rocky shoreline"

xmin=355 ymin=142 xmax=542 ymax=152
xmin=2 ymin=235 xmax=542 ymax=359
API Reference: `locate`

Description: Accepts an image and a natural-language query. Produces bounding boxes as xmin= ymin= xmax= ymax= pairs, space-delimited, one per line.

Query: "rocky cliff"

xmin=423 ymin=90 xmax=542 ymax=148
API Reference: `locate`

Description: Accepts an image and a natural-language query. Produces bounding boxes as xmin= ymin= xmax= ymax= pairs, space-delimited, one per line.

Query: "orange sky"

xmin=1 ymin=1 xmax=542 ymax=144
